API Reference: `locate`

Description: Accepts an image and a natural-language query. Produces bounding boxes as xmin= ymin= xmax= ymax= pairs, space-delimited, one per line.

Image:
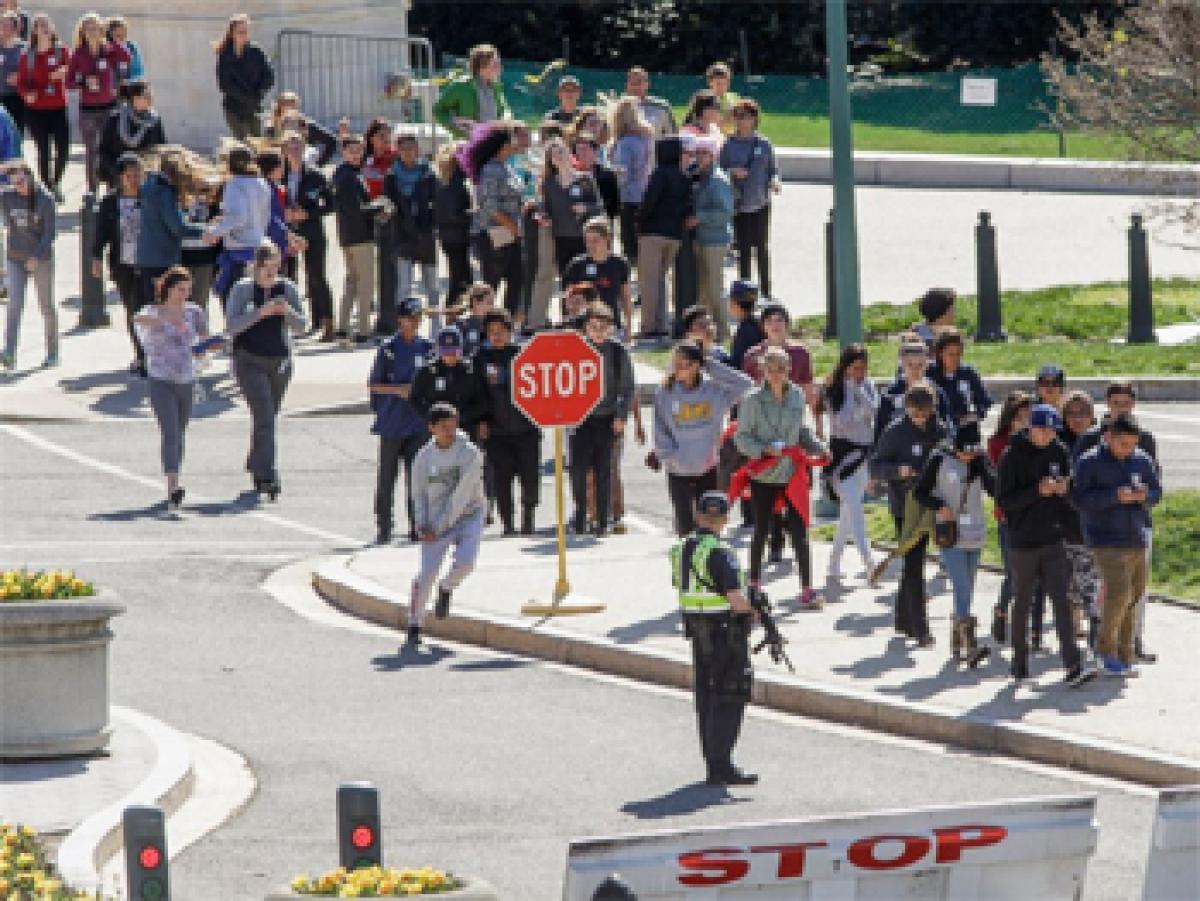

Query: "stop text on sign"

xmin=677 ymin=824 xmax=1009 ymax=886
xmin=516 ymin=359 xmax=599 ymax=401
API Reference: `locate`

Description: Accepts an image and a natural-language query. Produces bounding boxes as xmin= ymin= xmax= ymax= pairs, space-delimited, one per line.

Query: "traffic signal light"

xmin=123 ymin=805 xmax=169 ymax=900
xmin=337 ymin=782 xmax=382 ymax=870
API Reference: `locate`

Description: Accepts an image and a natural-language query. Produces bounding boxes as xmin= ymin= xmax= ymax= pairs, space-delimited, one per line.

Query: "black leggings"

xmin=554 ymin=235 xmax=585 ymax=280
xmin=619 ymin=203 xmax=639 ymax=265
xmin=734 ymin=206 xmax=771 ymax=297
xmin=440 ymin=239 xmax=472 ymax=309
xmin=667 ymin=469 xmax=718 ymax=538
xmin=26 ymin=106 xmax=69 ymax=189
xmin=749 ymin=480 xmax=811 ymax=589
xmin=476 ymin=233 xmax=524 ymax=318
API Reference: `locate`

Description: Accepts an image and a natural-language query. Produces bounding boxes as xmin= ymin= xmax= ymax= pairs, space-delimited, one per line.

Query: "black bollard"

xmin=823 ymin=207 xmax=837 ymax=340
xmin=672 ymin=225 xmax=698 ymax=338
xmin=79 ymin=193 xmax=110 ymax=327
xmin=974 ymin=211 xmax=1006 ymax=342
xmin=592 ymin=873 xmax=638 ymax=900
xmin=1127 ymin=213 xmax=1156 ymax=344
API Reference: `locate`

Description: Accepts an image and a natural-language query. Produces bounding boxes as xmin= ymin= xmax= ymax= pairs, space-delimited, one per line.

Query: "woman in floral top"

xmin=134 ymin=266 xmax=211 ymax=510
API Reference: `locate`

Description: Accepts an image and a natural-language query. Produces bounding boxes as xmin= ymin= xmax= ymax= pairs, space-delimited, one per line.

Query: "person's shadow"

xmin=371 ymin=643 xmax=454 ymax=671
xmin=620 ymin=781 xmax=749 ymax=820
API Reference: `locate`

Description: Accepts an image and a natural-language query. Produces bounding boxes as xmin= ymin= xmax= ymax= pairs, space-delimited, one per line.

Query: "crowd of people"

xmin=0 ymin=20 xmax=1167 ymax=675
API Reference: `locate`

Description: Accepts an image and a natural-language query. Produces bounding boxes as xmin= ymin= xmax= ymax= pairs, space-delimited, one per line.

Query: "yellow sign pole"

xmin=520 ymin=425 xmax=606 ymax=617
xmin=553 ymin=425 xmax=570 ymax=602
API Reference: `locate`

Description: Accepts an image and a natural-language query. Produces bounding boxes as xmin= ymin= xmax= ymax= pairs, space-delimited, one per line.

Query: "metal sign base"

xmin=521 ymin=596 xmax=607 ymax=617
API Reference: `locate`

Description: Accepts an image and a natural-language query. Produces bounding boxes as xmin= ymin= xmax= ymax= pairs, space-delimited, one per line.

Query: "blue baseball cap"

xmin=1030 ymin=404 xmax=1062 ymax=430
xmin=396 ymin=296 xmax=422 ymax=319
xmin=696 ymin=491 xmax=730 ymax=516
xmin=436 ymin=326 xmax=463 ymax=354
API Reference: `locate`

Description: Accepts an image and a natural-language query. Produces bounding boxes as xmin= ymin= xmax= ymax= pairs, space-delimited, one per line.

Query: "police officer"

xmin=671 ymin=490 xmax=759 ymax=786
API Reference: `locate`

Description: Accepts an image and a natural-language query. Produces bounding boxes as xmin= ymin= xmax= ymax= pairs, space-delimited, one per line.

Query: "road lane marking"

xmin=1134 ymin=410 xmax=1200 ymax=425
xmin=0 ymin=423 xmax=362 ymax=547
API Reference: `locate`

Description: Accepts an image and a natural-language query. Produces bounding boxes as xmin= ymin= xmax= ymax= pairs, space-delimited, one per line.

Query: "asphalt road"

xmin=0 ymin=418 xmax=1168 ymax=899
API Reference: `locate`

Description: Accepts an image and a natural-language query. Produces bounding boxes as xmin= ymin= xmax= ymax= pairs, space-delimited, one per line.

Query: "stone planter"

xmin=266 ymin=876 xmax=500 ymax=900
xmin=0 ymin=598 xmax=125 ymax=758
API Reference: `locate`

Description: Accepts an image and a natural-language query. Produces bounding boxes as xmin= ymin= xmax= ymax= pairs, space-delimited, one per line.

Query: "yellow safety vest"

xmin=671 ymin=532 xmax=740 ymax=614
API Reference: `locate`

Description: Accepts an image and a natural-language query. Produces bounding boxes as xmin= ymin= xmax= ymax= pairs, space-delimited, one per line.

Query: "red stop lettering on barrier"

xmin=750 ymin=843 xmax=829 ymax=879
xmin=847 ymin=834 xmax=932 ymax=870
xmin=934 ymin=825 xmax=1008 ymax=863
xmin=677 ymin=848 xmax=749 ymax=886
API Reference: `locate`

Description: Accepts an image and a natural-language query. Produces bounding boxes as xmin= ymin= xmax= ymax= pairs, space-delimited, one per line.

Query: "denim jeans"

xmin=940 ymin=546 xmax=981 ymax=620
xmin=396 ymin=258 xmax=440 ymax=333
xmin=5 ymin=257 xmax=56 ymax=358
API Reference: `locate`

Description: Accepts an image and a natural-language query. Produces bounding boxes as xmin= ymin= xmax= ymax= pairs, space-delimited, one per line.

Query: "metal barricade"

xmin=273 ymin=30 xmax=439 ymax=150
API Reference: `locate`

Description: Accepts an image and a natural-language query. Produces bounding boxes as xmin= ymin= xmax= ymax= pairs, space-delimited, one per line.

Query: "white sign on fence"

xmin=1143 ymin=785 xmax=1200 ymax=901
xmin=563 ymin=795 xmax=1098 ymax=900
xmin=961 ymin=77 xmax=998 ymax=107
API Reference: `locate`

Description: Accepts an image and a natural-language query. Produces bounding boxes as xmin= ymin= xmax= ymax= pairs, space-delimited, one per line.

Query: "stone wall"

xmin=27 ymin=0 xmax=412 ymax=151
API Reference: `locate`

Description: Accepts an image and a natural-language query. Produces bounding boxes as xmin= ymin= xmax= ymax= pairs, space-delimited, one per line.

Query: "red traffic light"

xmin=351 ymin=825 xmax=374 ymax=850
xmin=139 ymin=845 xmax=162 ymax=870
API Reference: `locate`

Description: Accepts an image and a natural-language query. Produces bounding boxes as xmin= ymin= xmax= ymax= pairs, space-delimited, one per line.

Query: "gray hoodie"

xmin=0 ymin=183 xmax=55 ymax=261
xmin=411 ymin=430 xmax=486 ymax=536
xmin=210 ymin=175 xmax=272 ymax=251
xmin=653 ymin=353 xmax=753 ymax=476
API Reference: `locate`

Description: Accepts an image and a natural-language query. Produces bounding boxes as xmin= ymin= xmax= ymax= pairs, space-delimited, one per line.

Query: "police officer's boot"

xmin=520 ymin=505 xmax=536 ymax=536
xmin=963 ymin=616 xmax=990 ymax=669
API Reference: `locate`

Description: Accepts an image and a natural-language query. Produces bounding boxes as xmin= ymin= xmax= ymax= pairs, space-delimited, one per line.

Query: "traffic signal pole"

xmin=826 ymin=0 xmax=863 ymax=346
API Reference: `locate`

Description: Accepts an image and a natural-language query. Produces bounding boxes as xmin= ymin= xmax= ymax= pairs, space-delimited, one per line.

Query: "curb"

xmin=774 ymin=148 xmax=1200 ymax=195
xmin=56 ymin=706 xmax=196 ymax=892
xmin=313 ymin=558 xmax=1199 ymax=789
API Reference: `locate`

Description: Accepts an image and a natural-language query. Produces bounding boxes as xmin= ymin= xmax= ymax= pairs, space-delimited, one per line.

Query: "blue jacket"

xmin=926 ymin=360 xmax=991 ymax=423
xmin=0 ymin=106 xmax=20 ymax=162
xmin=1071 ymin=443 xmax=1161 ymax=548
xmin=136 ymin=173 xmax=203 ymax=268
xmin=692 ymin=166 xmax=734 ymax=247
xmin=369 ymin=334 xmax=433 ymax=439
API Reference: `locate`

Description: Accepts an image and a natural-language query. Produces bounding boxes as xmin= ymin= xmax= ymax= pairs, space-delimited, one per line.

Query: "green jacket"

xmin=433 ymin=76 xmax=511 ymax=137
xmin=734 ymin=383 xmax=825 ymax=484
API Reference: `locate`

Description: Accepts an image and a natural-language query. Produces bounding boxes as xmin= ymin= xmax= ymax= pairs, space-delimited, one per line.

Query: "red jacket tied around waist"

xmin=18 ymin=46 xmax=71 ymax=111
xmin=727 ymin=440 xmax=830 ymax=528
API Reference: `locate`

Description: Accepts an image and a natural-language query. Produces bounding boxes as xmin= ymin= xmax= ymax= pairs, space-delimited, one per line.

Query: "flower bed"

xmin=291 ymin=866 xmax=462 ymax=896
xmin=0 ymin=822 xmax=102 ymax=900
xmin=0 ymin=569 xmax=95 ymax=602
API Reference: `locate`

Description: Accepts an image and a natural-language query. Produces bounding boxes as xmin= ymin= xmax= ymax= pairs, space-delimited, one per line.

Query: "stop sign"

xmin=511 ymin=332 xmax=605 ymax=428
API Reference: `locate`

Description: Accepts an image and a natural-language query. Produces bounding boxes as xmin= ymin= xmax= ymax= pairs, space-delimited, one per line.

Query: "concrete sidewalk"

xmin=313 ymin=527 xmax=1200 ymax=787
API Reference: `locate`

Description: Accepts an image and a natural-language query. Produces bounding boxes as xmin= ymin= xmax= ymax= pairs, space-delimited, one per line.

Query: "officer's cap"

xmin=396 ymin=295 xmax=422 ymax=319
xmin=696 ymin=491 xmax=730 ymax=517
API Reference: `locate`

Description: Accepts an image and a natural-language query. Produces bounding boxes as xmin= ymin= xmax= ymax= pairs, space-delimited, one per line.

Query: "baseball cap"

xmin=727 ymin=279 xmax=759 ymax=310
xmin=436 ymin=326 xmax=463 ymax=354
xmin=696 ymin=491 xmax=730 ymax=516
xmin=954 ymin=420 xmax=982 ymax=451
xmin=1037 ymin=364 xmax=1065 ymax=386
xmin=1030 ymin=403 xmax=1062 ymax=430
xmin=396 ymin=296 xmax=422 ymax=319
xmin=558 ymin=75 xmax=581 ymax=90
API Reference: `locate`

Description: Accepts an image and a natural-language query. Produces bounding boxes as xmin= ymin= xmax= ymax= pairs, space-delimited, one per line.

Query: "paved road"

xmin=0 ymin=419 xmax=1163 ymax=900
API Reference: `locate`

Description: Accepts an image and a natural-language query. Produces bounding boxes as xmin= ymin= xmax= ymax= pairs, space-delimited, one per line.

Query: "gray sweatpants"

xmin=234 ymin=350 xmax=292 ymax=481
xmin=4 ymin=258 xmax=56 ymax=358
xmin=409 ymin=510 xmax=485 ymax=627
xmin=148 ymin=378 xmax=194 ymax=474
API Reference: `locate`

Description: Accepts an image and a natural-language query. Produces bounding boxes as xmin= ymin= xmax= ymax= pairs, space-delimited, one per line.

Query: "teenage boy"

xmin=1035 ymin=364 xmax=1065 ymax=411
xmin=681 ymin=305 xmax=730 ymax=365
xmin=1074 ymin=380 xmax=1161 ymax=662
xmin=411 ymin=325 xmax=486 ymax=437
xmin=563 ymin=217 xmax=632 ymax=337
xmin=727 ymin=280 xmax=763 ymax=370
xmin=333 ymin=133 xmax=383 ymax=344
xmin=742 ymin=301 xmax=821 ymax=437
xmin=625 ymin=66 xmax=676 ymax=138
xmin=547 ymin=74 xmax=582 ymax=125
xmin=1072 ymin=412 xmax=1161 ymax=676
xmin=705 ymin=62 xmax=740 ymax=132
xmin=475 ymin=309 xmax=541 ymax=535
xmin=570 ymin=302 xmax=634 ymax=537
xmin=870 ymin=385 xmax=945 ymax=646
xmin=368 ymin=297 xmax=432 ymax=545
xmin=407 ymin=402 xmax=486 ymax=645
xmin=637 ymin=135 xmax=693 ymax=341
xmin=720 ymin=100 xmax=779 ymax=297
xmin=997 ymin=404 xmax=1095 ymax=686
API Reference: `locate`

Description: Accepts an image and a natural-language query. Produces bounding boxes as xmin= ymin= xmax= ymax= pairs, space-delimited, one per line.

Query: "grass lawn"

xmin=636 ymin=278 xmax=1200 ymax=377
xmin=810 ymin=489 xmax=1200 ymax=602
xmin=754 ymin=113 xmax=1128 ymax=161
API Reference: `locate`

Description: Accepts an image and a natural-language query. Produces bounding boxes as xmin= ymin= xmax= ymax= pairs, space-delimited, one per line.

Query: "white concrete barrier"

xmin=1143 ymin=786 xmax=1200 ymax=901
xmin=563 ymin=795 xmax=1098 ymax=900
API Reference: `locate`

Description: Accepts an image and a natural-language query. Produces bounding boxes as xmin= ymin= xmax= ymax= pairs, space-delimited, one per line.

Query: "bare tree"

xmin=1044 ymin=0 xmax=1200 ymax=230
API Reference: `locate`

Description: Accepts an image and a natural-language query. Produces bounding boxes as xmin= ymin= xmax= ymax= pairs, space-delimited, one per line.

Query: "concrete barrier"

xmin=562 ymin=795 xmax=1099 ymax=900
xmin=1142 ymin=785 xmax=1200 ymax=901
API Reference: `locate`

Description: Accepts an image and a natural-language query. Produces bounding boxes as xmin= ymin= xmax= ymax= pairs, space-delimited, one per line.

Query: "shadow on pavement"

xmin=371 ymin=643 xmax=454 ymax=670
xmin=830 ymin=635 xmax=918 ymax=680
xmin=449 ymin=657 xmax=531 ymax=672
xmin=187 ymin=491 xmax=262 ymax=517
xmin=88 ymin=500 xmax=171 ymax=522
xmin=620 ymin=782 xmax=749 ymax=819
xmin=607 ymin=609 xmax=679 ymax=644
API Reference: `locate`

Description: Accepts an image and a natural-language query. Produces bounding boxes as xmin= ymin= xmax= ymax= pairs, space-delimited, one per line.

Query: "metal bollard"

xmin=1127 ymin=213 xmax=1156 ymax=344
xmin=823 ymin=207 xmax=837 ymax=340
xmin=974 ymin=211 xmax=1006 ymax=342
xmin=79 ymin=193 xmax=110 ymax=327
xmin=592 ymin=873 xmax=637 ymax=900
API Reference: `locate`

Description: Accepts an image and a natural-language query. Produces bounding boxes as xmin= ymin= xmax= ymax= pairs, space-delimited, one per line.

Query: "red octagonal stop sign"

xmin=511 ymin=331 xmax=605 ymax=428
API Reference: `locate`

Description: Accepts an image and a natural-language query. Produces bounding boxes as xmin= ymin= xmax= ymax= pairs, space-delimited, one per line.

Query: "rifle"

xmin=747 ymin=587 xmax=794 ymax=673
